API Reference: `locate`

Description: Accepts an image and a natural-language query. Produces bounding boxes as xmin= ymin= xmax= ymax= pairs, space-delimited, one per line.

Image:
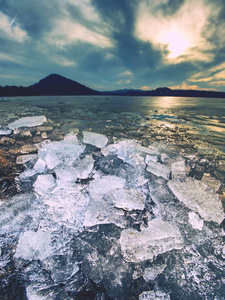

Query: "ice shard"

xmin=146 ymin=160 xmax=171 ymax=180
xmin=104 ymin=188 xmax=146 ymax=211
xmin=168 ymin=178 xmax=225 ymax=224
xmin=82 ymin=131 xmax=108 ymax=148
xmin=8 ymin=116 xmax=47 ymax=129
xmin=14 ymin=229 xmax=52 ymax=260
xmin=119 ymin=218 xmax=183 ymax=262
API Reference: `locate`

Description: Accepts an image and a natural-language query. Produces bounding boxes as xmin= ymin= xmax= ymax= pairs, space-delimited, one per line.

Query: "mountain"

xmin=0 ymin=74 xmax=98 ymax=96
xmin=0 ymin=74 xmax=225 ymax=98
xmin=27 ymin=74 xmax=98 ymax=96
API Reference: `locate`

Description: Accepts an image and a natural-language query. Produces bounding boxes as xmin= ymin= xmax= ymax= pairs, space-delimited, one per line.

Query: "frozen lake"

xmin=0 ymin=96 xmax=225 ymax=299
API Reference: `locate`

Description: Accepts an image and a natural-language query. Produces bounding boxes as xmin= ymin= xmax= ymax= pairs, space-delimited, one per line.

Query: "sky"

xmin=0 ymin=0 xmax=225 ymax=91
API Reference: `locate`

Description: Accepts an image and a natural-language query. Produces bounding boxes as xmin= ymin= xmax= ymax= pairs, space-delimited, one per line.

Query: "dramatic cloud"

xmin=0 ymin=0 xmax=224 ymax=91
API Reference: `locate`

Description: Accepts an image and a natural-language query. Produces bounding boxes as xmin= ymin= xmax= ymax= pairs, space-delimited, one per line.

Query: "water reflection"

xmin=153 ymin=97 xmax=181 ymax=108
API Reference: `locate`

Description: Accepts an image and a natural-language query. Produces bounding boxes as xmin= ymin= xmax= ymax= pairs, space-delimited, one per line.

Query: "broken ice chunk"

xmin=39 ymin=139 xmax=85 ymax=168
xmin=45 ymin=152 xmax=61 ymax=169
xmin=82 ymin=131 xmax=108 ymax=148
xmin=0 ymin=129 xmax=12 ymax=135
xmin=55 ymin=166 xmax=79 ymax=183
xmin=8 ymin=116 xmax=47 ymax=130
xmin=73 ymin=155 xmax=94 ymax=179
xmin=145 ymin=154 xmax=158 ymax=164
xmin=33 ymin=158 xmax=46 ymax=173
xmin=146 ymin=160 xmax=171 ymax=180
xmin=64 ymin=131 xmax=79 ymax=143
xmin=14 ymin=229 xmax=52 ymax=261
xmin=188 ymin=212 xmax=204 ymax=230
xmin=119 ymin=218 xmax=183 ymax=263
xmin=139 ymin=290 xmax=170 ymax=300
xmin=202 ymin=173 xmax=221 ymax=192
xmin=143 ymin=264 xmax=166 ymax=281
xmin=33 ymin=174 xmax=55 ymax=197
xmin=43 ymin=186 xmax=89 ymax=229
xmin=104 ymin=188 xmax=145 ymax=211
xmin=171 ymin=159 xmax=186 ymax=180
xmin=83 ymin=196 xmax=126 ymax=228
xmin=168 ymin=178 xmax=225 ymax=224
xmin=88 ymin=174 xmax=126 ymax=199
xmin=84 ymin=175 xmax=126 ymax=227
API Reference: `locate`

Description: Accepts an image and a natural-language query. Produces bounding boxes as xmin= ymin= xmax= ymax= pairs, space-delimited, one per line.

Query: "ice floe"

xmin=8 ymin=115 xmax=47 ymax=129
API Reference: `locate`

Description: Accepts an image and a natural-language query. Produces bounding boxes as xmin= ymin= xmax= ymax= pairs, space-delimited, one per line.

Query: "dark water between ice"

xmin=0 ymin=95 xmax=225 ymax=300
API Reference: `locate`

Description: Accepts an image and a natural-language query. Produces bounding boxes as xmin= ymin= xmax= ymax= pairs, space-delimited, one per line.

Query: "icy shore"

xmin=0 ymin=127 xmax=224 ymax=299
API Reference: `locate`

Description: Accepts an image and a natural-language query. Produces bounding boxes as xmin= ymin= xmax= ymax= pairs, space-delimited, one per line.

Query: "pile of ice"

xmin=1 ymin=130 xmax=224 ymax=299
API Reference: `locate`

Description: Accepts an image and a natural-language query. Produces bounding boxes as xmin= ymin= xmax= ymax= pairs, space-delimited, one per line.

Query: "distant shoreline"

xmin=1 ymin=74 xmax=225 ymax=98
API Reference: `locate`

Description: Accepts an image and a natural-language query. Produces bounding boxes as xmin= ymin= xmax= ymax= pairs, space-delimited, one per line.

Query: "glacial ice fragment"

xmin=143 ymin=264 xmax=166 ymax=281
xmin=146 ymin=160 xmax=171 ymax=180
xmin=188 ymin=212 xmax=204 ymax=230
xmin=73 ymin=155 xmax=94 ymax=179
xmin=171 ymin=159 xmax=186 ymax=180
xmin=119 ymin=218 xmax=183 ymax=262
xmin=38 ymin=139 xmax=85 ymax=168
xmin=82 ymin=131 xmax=108 ymax=148
xmin=105 ymin=188 xmax=145 ymax=211
xmin=43 ymin=185 xmax=89 ymax=229
xmin=0 ymin=129 xmax=12 ymax=135
xmin=168 ymin=178 xmax=225 ymax=224
xmin=88 ymin=174 xmax=126 ymax=199
xmin=15 ymin=229 xmax=52 ymax=260
xmin=8 ymin=116 xmax=47 ymax=129
xmin=83 ymin=196 xmax=126 ymax=228
xmin=33 ymin=174 xmax=55 ymax=197
xmin=33 ymin=158 xmax=46 ymax=173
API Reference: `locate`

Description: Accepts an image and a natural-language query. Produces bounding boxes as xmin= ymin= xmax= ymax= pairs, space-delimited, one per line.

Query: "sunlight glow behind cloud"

xmin=135 ymin=0 xmax=210 ymax=60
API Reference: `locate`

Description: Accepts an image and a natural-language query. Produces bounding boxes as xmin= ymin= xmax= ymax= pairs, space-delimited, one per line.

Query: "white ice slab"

xmin=73 ymin=155 xmax=94 ymax=179
xmin=43 ymin=185 xmax=89 ymax=229
xmin=15 ymin=229 xmax=52 ymax=260
xmin=146 ymin=161 xmax=171 ymax=180
xmin=33 ymin=158 xmax=46 ymax=173
xmin=143 ymin=264 xmax=166 ymax=281
xmin=120 ymin=218 xmax=183 ymax=262
xmin=188 ymin=212 xmax=204 ymax=230
xmin=171 ymin=159 xmax=186 ymax=180
xmin=105 ymin=188 xmax=145 ymax=211
xmin=83 ymin=131 xmax=108 ymax=148
xmin=168 ymin=178 xmax=225 ymax=224
xmin=8 ymin=116 xmax=47 ymax=129
xmin=88 ymin=174 xmax=126 ymax=199
xmin=0 ymin=129 xmax=12 ymax=135
xmin=33 ymin=174 xmax=56 ymax=197
xmin=38 ymin=139 xmax=85 ymax=169
xmin=83 ymin=196 xmax=126 ymax=228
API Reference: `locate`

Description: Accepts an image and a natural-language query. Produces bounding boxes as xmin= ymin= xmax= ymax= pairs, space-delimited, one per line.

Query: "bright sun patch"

xmin=161 ymin=28 xmax=190 ymax=58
